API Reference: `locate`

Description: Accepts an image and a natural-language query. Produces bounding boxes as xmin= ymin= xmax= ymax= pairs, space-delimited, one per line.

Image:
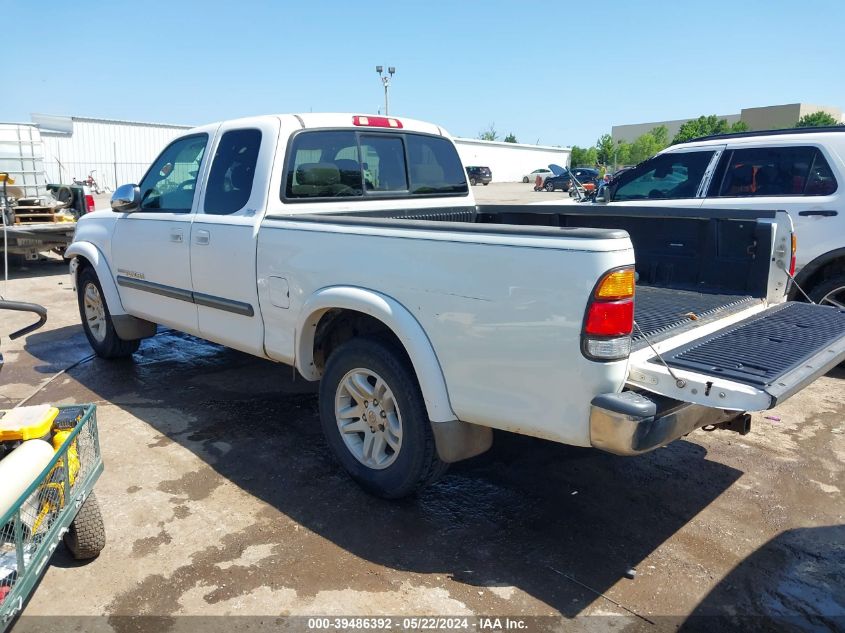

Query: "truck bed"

xmin=274 ymin=203 xmax=777 ymax=349
xmin=633 ymin=286 xmax=759 ymax=348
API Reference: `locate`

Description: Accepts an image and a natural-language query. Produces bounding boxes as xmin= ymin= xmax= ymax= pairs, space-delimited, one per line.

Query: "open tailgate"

xmin=628 ymin=302 xmax=845 ymax=411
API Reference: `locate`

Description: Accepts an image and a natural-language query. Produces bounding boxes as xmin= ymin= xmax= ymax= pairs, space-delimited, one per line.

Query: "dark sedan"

xmin=540 ymin=167 xmax=599 ymax=192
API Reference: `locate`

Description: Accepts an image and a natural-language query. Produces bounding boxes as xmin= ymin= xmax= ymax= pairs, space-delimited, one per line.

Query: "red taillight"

xmin=789 ymin=234 xmax=797 ymax=277
xmin=582 ymin=267 xmax=635 ymax=361
xmin=84 ymin=194 xmax=95 ymax=214
xmin=352 ymin=115 xmax=403 ymax=129
xmin=585 ymin=301 xmax=634 ymax=336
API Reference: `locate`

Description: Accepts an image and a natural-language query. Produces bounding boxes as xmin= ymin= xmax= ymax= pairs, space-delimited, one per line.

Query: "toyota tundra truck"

xmin=65 ymin=113 xmax=845 ymax=498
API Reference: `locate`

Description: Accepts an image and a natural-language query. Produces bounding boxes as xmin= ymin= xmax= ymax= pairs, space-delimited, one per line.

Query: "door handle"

xmin=798 ymin=210 xmax=837 ymax=217
xmin=194 ymin=230 xmax=211 ymax=246
xmin=170 ymin=228 xmax=184 ymax=243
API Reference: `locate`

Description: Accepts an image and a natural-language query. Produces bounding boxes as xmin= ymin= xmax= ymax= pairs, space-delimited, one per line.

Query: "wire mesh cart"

xmin=0 ymin=404 xmax=104 ymax=630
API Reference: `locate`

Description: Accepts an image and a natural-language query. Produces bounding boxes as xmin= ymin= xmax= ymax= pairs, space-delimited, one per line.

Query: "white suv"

xmin=603 ymin=126 xmax=845 ymax=305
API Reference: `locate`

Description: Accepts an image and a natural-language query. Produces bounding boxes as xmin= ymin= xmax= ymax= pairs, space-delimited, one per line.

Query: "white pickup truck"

xmin=66 ymin=113 xmax=845 ymax=498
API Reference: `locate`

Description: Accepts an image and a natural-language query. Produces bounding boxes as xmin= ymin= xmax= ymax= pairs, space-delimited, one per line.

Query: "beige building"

xmin=612 ymin=103 xmax=843 ymax=144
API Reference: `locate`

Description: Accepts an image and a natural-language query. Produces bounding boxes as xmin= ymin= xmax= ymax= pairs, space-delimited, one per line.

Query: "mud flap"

xmin=628 ymin=302 xmax=845 ymax=410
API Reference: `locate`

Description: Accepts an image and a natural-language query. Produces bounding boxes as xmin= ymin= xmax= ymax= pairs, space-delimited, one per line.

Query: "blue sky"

xmin=6 ymin=0 xmax=845 ymax=147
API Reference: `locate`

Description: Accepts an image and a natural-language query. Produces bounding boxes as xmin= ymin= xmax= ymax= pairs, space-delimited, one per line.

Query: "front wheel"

xmin=545 ymin=182 xmax=555 ymax=192
xmin=469 ymin=177 xmax=477 ymax=186
xmin=523 ymin=177 xmax=529 ymax=183
xmin=319 ymin=338 xmax=447 ymax=499
xmin=77 ymin=265 xmax=140 ymax=358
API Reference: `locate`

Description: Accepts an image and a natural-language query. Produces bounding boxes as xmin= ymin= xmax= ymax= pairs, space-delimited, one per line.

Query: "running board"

xmin=629 ymin=302 xmax=845 ymax=410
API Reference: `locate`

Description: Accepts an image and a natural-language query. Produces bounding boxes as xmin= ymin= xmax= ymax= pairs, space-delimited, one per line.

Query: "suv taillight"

xmin=582 ymin=267 xmax=635 ymax=361
xmin=84 ymin=194 xmax=95 ymax=214
xmin=790 ymin=234 xmax=797 ymax=277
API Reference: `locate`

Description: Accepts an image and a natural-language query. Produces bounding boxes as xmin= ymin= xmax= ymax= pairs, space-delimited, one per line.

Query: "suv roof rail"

xmin=689 ymin=125 xmax=845 ymax=143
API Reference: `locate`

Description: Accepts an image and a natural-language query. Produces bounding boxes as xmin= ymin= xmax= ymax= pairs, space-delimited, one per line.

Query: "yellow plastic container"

xmin=0 ymin=405 xmax=60 ymax=441
xmin=0 ymin=173 xmax=15 ymax=184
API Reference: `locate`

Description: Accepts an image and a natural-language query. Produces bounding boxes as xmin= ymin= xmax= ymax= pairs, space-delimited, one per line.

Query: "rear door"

xmin=190 ymin=117 xmax=279 ymax=356
xmin=608 ymin=146 xmax=725 ymax=210
xmin=627 ymin=301 xmax=845 ymax=411
xmin=699 ymin=143 xmax=842 ymax=273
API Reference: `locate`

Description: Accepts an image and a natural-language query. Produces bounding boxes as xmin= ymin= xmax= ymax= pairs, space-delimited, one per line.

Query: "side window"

xmin=715 ymin=146 xmax=837 ymax=197
xmin=406 ymin=135 xmax=468 ymax=195
xmin=613 ymin=151 xmax=714 ymax=201
xmin=360 ymin=135 xmax=408 ymax=192
xmin=139 ymin=134 xmax=208 ymax=212
xmin=203 ymin=129 xmax=261 ymax=215
xmin=285 ymin=131 xmax=362 ymax=198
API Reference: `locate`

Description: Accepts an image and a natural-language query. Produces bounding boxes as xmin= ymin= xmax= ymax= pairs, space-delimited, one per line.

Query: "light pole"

xmin=376 ymin=66 xmax=396 ymax=115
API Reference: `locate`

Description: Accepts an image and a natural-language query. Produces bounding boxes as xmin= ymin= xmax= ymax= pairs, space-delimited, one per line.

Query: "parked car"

xmin=523 ymin=168 xmax=553 ymax=183
xmin=66 ymin=113 xmax=845 ymax=500
xmin=465 ymin=165 xmax=492 ymax=185
xmin=541 ymin=167 xmax=599 ymax=192
xmin=601 ymin=126 xmax=845 ymax=305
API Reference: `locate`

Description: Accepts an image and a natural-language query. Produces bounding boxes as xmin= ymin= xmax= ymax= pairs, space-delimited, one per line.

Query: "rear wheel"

xmin=470 ymin=177 xmax=477 ymax=186
xmin=319 ymin=338 xmax=447 ymax=499
xmin=77 ymin=265 xmax=140 ymax=358
xmin=809 ymin=274 xmax=845 ymax=309
xmin=522 ymin=177 xmax=529 ymax=183
xmin=64 ymin=492 xmax=106 ymax=560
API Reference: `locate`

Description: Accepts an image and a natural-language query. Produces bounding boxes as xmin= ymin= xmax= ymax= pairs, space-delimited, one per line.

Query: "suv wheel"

xmin=809 ymin=274 xmax=845 ymax=309
xmin=545 ymin=182 xmax=555 ymax=192
xmin=470 ymin=177 xmax=477 ymax=186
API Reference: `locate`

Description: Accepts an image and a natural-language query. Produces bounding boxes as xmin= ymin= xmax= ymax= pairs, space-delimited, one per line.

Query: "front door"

xmin=111 ymin=133 xmax=211 ymax=334
xmin=189 ymin=118 xmax=279 ymax=356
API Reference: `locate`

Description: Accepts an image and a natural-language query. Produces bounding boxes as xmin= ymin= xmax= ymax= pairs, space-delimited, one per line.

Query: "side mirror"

xmin=111 ymin=184 xmax=141 ymax=213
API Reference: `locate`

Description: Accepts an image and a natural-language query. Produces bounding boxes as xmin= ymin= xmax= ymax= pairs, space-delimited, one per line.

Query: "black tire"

xmin=64 ymin=492 xmax=106 ymax=560
xmin=77 ymin=265 xmax=140 ymax=358
xmin=808 ymin=273 xmax=845 ymax=307
xmin=319 ymin=338 xmax=448 ymax=499
xmin=523 ymin=177 xmax=529 ymax=183
xmin=545 ymin=182 xmax=555 ymax=192
xmin=482 ymin=182 xmax=488 ymax=186
xmin=470 ymin=177 xmax=477 ymax=186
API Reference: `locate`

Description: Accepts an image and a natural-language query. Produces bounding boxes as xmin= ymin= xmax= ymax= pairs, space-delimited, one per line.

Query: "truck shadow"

xmin=680 ymin=524 xmax=844 ymax=632
xmin=0 ymin=257 xmax=67 ymax=280
xmin=24 ymin=328 xmax=743 ymax=618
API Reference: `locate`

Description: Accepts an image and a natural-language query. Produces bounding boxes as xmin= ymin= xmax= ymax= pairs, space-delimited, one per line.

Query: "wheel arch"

xmin=791 ymin=248 xmax=845 ymax=300
xmin=65 ymin=242 xmax=127 ymax=316
xmin=296 ymin=287 xmax=457 ymax=423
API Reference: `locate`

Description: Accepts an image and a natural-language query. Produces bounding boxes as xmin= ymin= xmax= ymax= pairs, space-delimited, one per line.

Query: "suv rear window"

xmin=284 ymin=131 xmax=468 ymax=200
xmin=612 ymin=151 xmax=714 ymax=201
xmin=711 ymin=146 xmax=837 ymax=197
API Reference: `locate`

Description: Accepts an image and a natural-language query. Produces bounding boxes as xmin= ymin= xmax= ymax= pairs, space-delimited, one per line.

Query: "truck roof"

xmin=186 ymin=113 xmax=449 ymax=138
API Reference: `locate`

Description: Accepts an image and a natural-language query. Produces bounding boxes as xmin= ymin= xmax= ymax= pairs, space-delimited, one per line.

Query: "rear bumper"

xmin=589 ymin=391 xmax=736 ymax=456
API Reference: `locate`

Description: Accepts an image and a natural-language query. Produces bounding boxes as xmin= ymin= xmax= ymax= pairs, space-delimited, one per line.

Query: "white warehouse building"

xmin=10 ymin=114 xmax=570 ymax=193
xmin=452 ymin=138 xmax=570 ymax=182
xmin=32 ymin=113 xmax=190 ymax=191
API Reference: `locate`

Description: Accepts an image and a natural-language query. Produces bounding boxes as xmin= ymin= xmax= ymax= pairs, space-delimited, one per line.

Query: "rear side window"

xmin=283 ymin=130 xmax=467 ymax=200
xmin=203 ymin=129 xmax=261 ymax=215
xmin=407 ymin=135 xmax=467 ymax=194
xmin=613 ymin=151 xmax=714 ymax=201
xmin=713 ymin=146 xmax=838 ymax=197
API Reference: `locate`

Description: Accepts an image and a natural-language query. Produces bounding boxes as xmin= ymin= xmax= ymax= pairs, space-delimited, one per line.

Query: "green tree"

xmin=629 ymin=132 xmax=663 ymax=164
xmin=650 ymin=125 xmax=669 ymax=147
xmin=596 ymin=134 xmax=615 ymax=165
xmin=478 ymin=123 xmax=498 ymax=141
xmin=503 ymin=133 xmax=518 ymax=143
xmin=672 ymin=115 xmax=748 ymax=144
xmin=571 ymin=146 xmax=598 ymax=167
xmin=795 ymin=111 xmax=841 ymax=128
xmin=615 ymin=141 xmax=631 ymax=167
